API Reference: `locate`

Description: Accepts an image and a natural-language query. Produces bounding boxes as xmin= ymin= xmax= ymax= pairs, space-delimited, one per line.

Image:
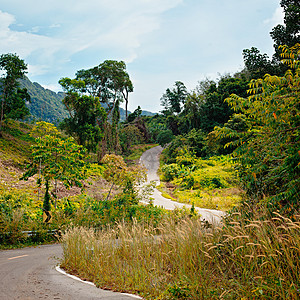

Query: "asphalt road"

xmin=0 ymin=244 xmax=140 ymax=299
xmin=140 ymin=145 xmax=225 ymax=223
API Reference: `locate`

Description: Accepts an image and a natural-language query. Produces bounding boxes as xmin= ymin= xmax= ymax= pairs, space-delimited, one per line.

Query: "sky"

xmin=0 ymin=0 xmax=283 ymax=113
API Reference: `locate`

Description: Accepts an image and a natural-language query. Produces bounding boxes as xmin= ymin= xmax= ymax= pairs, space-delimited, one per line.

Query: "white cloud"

xmin=0 ymin=1 xmax=283 ymax=113
xmin=0 ymin=10 xmax=15 ymax=30
xmin=40 ymin=83 xmax=61 ymax=92
xmin=264 ymin=6 xmax=284 ymax=27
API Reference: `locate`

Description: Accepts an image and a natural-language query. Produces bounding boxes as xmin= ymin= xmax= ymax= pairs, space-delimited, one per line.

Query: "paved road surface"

xmin=0 ymin=244 xmax=139 ymax=299
xmin=140 ymin=145 xmax=225 ymax=223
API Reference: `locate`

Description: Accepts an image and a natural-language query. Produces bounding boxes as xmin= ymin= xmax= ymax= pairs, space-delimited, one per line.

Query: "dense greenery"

xmin=0 ymin=53 xmax=30 ymax=134
xmin=224 ymin=44 xmax=300 ymax=215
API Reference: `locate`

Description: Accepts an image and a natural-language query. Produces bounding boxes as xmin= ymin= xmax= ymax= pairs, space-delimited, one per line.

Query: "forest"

xmin=0 ymin=0 xmax=299 ymax=299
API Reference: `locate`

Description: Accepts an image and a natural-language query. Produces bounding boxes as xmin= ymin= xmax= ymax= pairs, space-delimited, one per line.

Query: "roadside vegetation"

xmin=61 ymin=211 xmax=300 ymax=299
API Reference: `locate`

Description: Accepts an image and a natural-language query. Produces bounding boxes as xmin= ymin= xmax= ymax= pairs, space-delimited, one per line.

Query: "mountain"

xmin=19 ymin=77 xmax=68 ymax=124
xmin=141 ymin=110 xmax=156 ymax=117
xmin=19 ymin=77 xmax=156 ymax=123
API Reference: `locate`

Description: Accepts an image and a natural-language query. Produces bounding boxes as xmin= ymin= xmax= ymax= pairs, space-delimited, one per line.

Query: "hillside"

xmin=19 ymin=77 xmax=68 ymax=124
xmin=19 ymin=77 xmax=155 ymax=123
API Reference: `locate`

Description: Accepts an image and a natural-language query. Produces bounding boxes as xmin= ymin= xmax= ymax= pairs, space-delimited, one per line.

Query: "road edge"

xmin=55 ymin=266 xmax=142 ymax=299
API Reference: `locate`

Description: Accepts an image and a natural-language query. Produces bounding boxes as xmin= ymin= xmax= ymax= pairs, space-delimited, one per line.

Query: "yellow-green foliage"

xmin=160 ymin=155 xmax=243 ymax=210
xmin=61 ymin=211 xmax=300 ymax=299
xmin=0 ymin=119 xmax=34 ymax=165
xmin=175 ymin=188 xmax=242 ymax=211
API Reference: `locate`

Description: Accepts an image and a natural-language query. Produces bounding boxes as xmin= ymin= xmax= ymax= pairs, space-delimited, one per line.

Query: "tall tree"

xmin=242 ymin=47 xmax=275 ymax=79
xmin=60 ymin=60 xmax=133 ymax=158
xmin=22 ymin=122 xmax=88 ymax=210
xmin=59 ymin=78 xmax=106 ymax=152
xmin=270 ymin=0 xmax=300 ymax=61
xmin=224 ymin=44 xmax=300 ymax=215
xmin=75 ymin=60 xmax=133 ymax=118
xmin=161 ymin=81 xmax=188 ymax=115
xmin=0 ymin=53 xmax=30 ymax=134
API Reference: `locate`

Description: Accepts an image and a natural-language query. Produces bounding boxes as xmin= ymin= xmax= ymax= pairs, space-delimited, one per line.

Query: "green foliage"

xmin=242 ymin=47 xmax=276 ymax=79
xmin=127 ymin=105 xmax=142 ymax=123
xmin=43 ymin=179 xmax=51 ymax=211
xmin=101 ymin=154 xmax=146 ymax=193
xmin=161 ymin=81 xmax=188 ymax=115
xmin=0 ymin=189 xmax=167 ymax=246
xmin=157 ymin=129 xmax=174 ymax=147
xmin=270 ymin=0 xmax=300 ymax=62
xmin=145 ymin=113 xmax=168 ymax=142
xmin=206 ymin=113 xmax=249 ymax=155
xmin=59 ymin=83 xmax=106 ymax=152
xmin=225 ymin=44 xmax=300 ymax=215
xmin=22 ymin=122 xmax=89 ymax=209
xmin=0 ymin=53 xmax=30 ymax=133
xmin=119 ymin=125 xmax=144 ymax=153
xmin=160 ymin=151 xmax=242 ymax=210
xmin=60 ymin=60 xmax=133 ymax=157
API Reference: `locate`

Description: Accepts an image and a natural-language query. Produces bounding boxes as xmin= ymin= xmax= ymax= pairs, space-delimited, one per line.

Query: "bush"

xmin=157 ymin=129 xmax=174 ymax=147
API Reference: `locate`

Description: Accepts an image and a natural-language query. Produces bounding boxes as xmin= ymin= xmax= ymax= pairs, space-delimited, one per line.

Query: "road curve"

xmin=0 ymin=244 xmax=139 ymax=299
xmin=140 ymin=145 xmax=225 ymax=223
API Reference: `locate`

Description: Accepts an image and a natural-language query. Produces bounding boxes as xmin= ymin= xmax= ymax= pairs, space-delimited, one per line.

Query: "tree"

xmin=0 ymin=53 xmax=30 ymax=134
xmin=119 ymin=125 xmax=144 ymax=153
xmin=242 ymin=47 xmax=275 ymax=79
xmin=75 ymin=60 xmax=133 ymax=118
xmin=127 ymin=106 xmax=142 ymax=123
xmin=161 ymin=81 xmax=188 ymax=115
xmin=58 ymin=80 xmax=106 ymax=153
xmin=157 ymin=129 xmax=174 ymax=147
xmin=242 ymin=0 xmax=300 ymax=79
xmin=60 ymin=60 xmax=133 ymax=158
xmin=270 ymin=0 xmax=300 ymax=62
xmin=189 ymin=76 xmax=248 ymax=133
xmin=101 ymin=154 xmax=146 ymax=203
xmin=22 ymin=122 xmax=88 ymax=210
xmin=224 ymin=44 xmax=300 ymax=216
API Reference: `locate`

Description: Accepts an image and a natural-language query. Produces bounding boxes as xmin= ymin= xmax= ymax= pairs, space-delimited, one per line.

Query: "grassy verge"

xmin=60 ymin=210 xmax=300 ymax=299
xmin=159 ymin=155 xmax=244 ymax=211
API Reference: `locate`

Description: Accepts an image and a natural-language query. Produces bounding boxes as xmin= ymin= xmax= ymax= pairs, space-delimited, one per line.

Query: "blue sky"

xmin=0 ymin=0 xmax=283 ymax=112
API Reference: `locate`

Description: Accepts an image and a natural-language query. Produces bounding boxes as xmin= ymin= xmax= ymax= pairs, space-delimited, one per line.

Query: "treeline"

xmin=146 ymin=0 xmax=300 ymax=216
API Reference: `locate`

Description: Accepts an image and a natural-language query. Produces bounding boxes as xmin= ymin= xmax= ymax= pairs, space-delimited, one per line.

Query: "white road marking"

xmin=55 ymin=266 xmax=142 ymax=299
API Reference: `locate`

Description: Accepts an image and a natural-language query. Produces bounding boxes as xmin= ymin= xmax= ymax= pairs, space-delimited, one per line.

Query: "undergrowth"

xmin=159 ymin=155 xmax=244 ymax=210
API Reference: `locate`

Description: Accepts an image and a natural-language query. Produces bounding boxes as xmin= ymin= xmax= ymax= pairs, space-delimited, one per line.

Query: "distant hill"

xmin=19 ymin=77 xmax=68 ymax=124
xmin=19 ymin=77 xmax=156 ymax=123
xmin=141 ymin=110 xmax=156 ymax=117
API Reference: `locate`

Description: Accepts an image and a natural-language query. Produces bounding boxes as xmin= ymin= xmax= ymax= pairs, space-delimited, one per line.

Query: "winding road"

xmin=0 ymin=146 xmax=224 ymax=299
xmin=140 ymin=145 xmax=225 ymax=223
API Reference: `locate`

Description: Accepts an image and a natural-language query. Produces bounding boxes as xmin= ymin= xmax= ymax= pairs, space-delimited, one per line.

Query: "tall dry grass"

xmin=60 ymin=212 xmax=300 ymax=299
